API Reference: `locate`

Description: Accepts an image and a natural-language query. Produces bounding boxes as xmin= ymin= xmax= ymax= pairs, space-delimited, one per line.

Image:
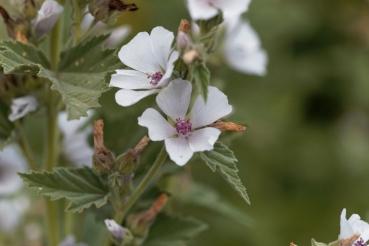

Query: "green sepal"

xmin=311 ymin=239 xmax=328 ymax=246
xmin=193 ymin=62 xmax=210 ymax=102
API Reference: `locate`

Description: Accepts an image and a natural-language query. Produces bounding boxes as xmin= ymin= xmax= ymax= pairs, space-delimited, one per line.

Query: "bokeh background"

xmin=2 ymin=0 xmax=369 ymax=245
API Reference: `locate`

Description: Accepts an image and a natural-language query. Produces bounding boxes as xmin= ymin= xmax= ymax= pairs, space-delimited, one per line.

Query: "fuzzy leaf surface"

xmin=0 ymin=37 xmax=122 ymax=120
xmin=19 ymin=167 xmax=109 ymax=213
xmin=144 ymin=214 xmax=208 ymax=246
xmin=200 ymin=142 xmax=250 ymax=204
xmin=193 ymin=63 xmax=210 ymax=102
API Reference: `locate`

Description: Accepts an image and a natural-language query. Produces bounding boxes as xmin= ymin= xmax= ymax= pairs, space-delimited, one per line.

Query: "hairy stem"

xmin=72 ymin=0 xmax=82 ymax=45
xmin=18 ymin=129 xmax=38 ymax=171
xmin=50 ymin=14 xmax=63 ymax=70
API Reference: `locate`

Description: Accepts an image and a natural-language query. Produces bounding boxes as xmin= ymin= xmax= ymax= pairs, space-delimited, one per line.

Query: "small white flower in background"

xmin=0 ymin=195 xmax=30 ymax=233
xmin=187 ymin=0 xmax=251 ymax=20
xmin=34 ymin=0 xmax=64 ymax=39
xmin=105 ymin=219 xmax=126 ymax=243
xmin=340 ymin=208 xmax=369 ymax=245
xmin=58 ymin=111 xmax=94 ymax=167
xmin=109 ymin=26 xmax=179 ymax=106
xmin=224 ymin=17 xmax=268 ymax=76
xmin=0 ymin=144 xmax=27 ymax=195
xmin=58 ymin=235 xmax=88 ymax=246
xmin=138 ymin=79 xmax=232 ymax=165
xmin=8 ymin=95 xmax=38 ymax=122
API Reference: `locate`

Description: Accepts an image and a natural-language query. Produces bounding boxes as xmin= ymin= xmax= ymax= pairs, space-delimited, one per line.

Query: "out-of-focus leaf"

xmin=200 ymin=142 xmax=250 ymax=204
xmin=143 ymin=213 xmax=208 ymax=246
xmin=182 ymin=183 xmax=252 ymax=228
xmin=19 ymin=167 xmax=109 ymax=213
xmin=193 ymin=63 xmax=210 ymax=102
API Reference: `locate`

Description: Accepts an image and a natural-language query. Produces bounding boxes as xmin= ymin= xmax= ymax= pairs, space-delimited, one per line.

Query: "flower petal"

xmin=118 ymin=31 xmax=161 ymax=74
xmin=165 ymin=136 xmax=193 ymax=166
xmin=34 ymin=0 xmax=64 ymax=39
xmin=187 ymin=0 xmax=218 ymax=20
xmin=348 ymin=213 xmax=369 ymax=242
xmin=190 ymin=86 xmax=232 ymax=128
xmin=339 ymin=208 xmax=355 ymax=240
xmin=214 ymin=0 xmax=251 ymax=20
xmin=8 ymin=95 xmax=38 ymax=122
xmin=104 ymin=220 xmax=125 ymax=243
xmin=157 ymin=51 xmax=179 ymax=88
xmin=105 ymin=25 xmax=131 ymax=48
xmin=0 ymin=199 xmax=21 ymax=232
xmin=110 ymin=70 xmax=154 ymax=89
xmin=150 ymin=27 xmax=175 ymax=69
xmin=156 ymin=79 xmax=192 ymax=121
xmin=138 ymin=108 xmax=177 ymax=141
xmin=188 ymin=127 xmax=221 ymax=152
xmin=115 ymin=89 xmax=160 ymax=107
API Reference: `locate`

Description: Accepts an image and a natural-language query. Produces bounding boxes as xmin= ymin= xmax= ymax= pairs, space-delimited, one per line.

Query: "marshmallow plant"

xmin=0 ymin=0 xmax=263 ymax=245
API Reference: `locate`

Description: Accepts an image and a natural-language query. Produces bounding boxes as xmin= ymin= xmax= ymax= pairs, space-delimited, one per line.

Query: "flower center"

xmin=148 ymin=72 xmax=163 ymax=86
xmin=354 ymin=238 xmax=366 ymax=246
xmin=175 ymin=118 xmax=192 ymax=135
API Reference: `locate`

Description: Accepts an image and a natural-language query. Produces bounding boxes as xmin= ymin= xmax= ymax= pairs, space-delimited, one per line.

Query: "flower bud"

xmin=8 ymin=95 xmax=38 ymax=122
xmin=178 ymin=19 xmax=191 ymax=35
xmin=33 ymin=0 xmax=64 ymax=39
xmin=104 ymin=219 xmax=133 ymax=245
xmin=93 ymin=120 xmax=115 ymax=175
xmin=208 ymin=121 xmax=246 ymax=131
xmin=116 ymin=136 xmax=149 ymax=175
xmin=108 ymin=172 xmax=122 ymax=188
xmin=89 ymin=0 xmax=138 ymax=25
xmin=0 ymin=6 xmax=30 ymax=42
xmin=183 ymin=49 xmax=199 ymax=64
xmin=126 ymin=194 xmax=168 ymax=239
xmin=177 ymin=31 xmax=189 ymax=49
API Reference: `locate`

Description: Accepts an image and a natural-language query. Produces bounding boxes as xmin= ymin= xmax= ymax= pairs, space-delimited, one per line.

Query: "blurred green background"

xmin=2 ymin=0 xmax=369 ymax=245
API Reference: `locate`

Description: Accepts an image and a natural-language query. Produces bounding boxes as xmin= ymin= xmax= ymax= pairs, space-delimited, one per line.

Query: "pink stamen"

xmin=175 ymin=118 xmax=192 ymax=135
xmin=149 ymin=72 xmax=163 ymax=86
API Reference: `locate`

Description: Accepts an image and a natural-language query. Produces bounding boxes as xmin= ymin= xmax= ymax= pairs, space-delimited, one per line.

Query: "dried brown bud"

xmin=15 ymin=31 xmax=27 ymax=43
xmin=183 ymin=49 xmax=199 ymax=64
xmin=89 ymin=0 xmax=138 ymax=25
xmin=93 ymin=120 xmax=115 ymax=175
xmin=131 ymin=136 xmax=150 ymax=157
xmin=178 ymin=19 xmax=191 ymax=35
xmin=0 ymin=5 xmax=29 ymax=41
xmin=208 ymin=121 xmax=246 ymax=131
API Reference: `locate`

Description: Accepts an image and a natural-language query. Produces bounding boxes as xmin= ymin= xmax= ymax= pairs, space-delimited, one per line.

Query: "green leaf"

xmin=0 ymin=99 xmax=14 ymax=151
xmin=193 ymin=63 xmax=210 ymax=102
xmin=19 ymin=167 xmax=109 ymax=213
xmin=143 ymin=214 xmax=208 ymax=246
xmin=0 ymin=37 xmax=122 ymax=120
xmin=182 ymin=183 xmax=252 ymax=228
xmin=199 ymin=142 xmax=250 ymax=204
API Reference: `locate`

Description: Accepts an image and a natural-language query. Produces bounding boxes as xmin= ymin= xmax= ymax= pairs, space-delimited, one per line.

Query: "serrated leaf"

xmin=143 ymin=214 xmax=208 ymax=246
xmin=0 ymin=37 xmax=122 ymax=120
xmin=193 ymin=63 xmax=210 ymax=102
xmin=0 ymin=99 xmax=14 ymax=151
xmin=182 ymin=183 xmax=252 ymax=228
xmin=200 ymin=142 xmax=250 ymax=204
xmin=19 ymin=167 xmax=109 ymax=213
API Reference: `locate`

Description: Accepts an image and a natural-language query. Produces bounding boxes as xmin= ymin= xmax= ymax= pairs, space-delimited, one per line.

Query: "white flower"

xmin=105 ymin=26 xmax=131 ymax=48
xmin=58 ymin=235 xmax=88 ymax=246
xmin=0 ymin=144 xmax=27 ymax=195
xmin=109 ymin=26 xmax=179 ymax=106
xmin=8 ymin=95 xmax=38 ymax=122
xmin=58 ymin=111 xmax=93 ymax=167
xmin=0 ymin=199 xmax=22 ymax=233
xmin=105 ymin=219 xmax=125 ymax=243
xmin=224 ymin=17 xmax=268 ymax=76
xmin=187 ymin=0 xmax=251 ymax=20
xmin=138 ymin=79 xmax=232 ymax=165
xmin=34 ymin=0 xmax=64 ymax=39
xmin=339 ymin=208 xmax=369 ymax=244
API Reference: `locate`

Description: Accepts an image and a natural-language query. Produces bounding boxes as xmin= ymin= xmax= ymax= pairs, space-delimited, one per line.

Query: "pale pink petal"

xmin=110 ymin=70 xmax=154 ymax=89
xmin=156 ymin=79 xmax=192 ymax=121
xmin=104 ymin=220 xmax=125 ymax=243
xmin=138 ymin=108 xmax=177 ymax=141
xmin=118 ymin=32 xmax=161 ymax=74
xmin=165 ymin=136 xmax=193 ymax=166
xmin=187 ymin=0 xmax=218 ymax=20
xmin=157 ymin=51 xmax=179 ymax=87
xmin=34 ymin=0 xmax=64 ymax=39
xmin=190 ymin=86 xmax=232 ymax=128
xmin=214 ymin=0 xmax=251 ymax=19
xmin=105 ymin=25 xmax=131 ymax=48
xmin=188 ymin=127 xmax=221 ymax=152
xmin=115 ymin=89 xmax=160 ymax=107
xmin=150 ymin=27 xmax=174 ymax=69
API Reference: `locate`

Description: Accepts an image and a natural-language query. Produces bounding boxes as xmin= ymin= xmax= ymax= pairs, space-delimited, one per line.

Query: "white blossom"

xmin=8 ymin=95 xmax=38 ymax=122
xmin=58 ymin=111 xmax=93 ymax=167
xmin=187 ymin=0 xmax=251 ymax=20
xmin=138 ymin=79 xmax=232 ymax=165
xmin=339 ymin=208 xmax=369 ymax=244
xmin=58 ymin=235 xmax=88 ymax=246
xmin=0 ymin=144 xmax=27 ymax=195
xmin=109 ymin=26 xmax=179 ymax=106
xmin=0 ymin=195 xmax=29 ymax=233
xmin=104 ymin=219 xmax=125 ymax=243
xmin=224 ymin=17 xmax=268 ymax=76
xmin=34 ymin=0 xmax=64 ymax=39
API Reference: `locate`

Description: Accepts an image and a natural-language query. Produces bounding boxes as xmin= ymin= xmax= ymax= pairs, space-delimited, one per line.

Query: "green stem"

xmin=45 ymin=198 xmax=60 ymax=245
xmin=18 ymin=129 xmax=38 ymax=171
xmin=50 ymin=15 xmax=63 ymax=70
xmin=72 ymin=0 xmax=82 ymax=45
xmin=103 ymin=146 xmax=168 ymax=246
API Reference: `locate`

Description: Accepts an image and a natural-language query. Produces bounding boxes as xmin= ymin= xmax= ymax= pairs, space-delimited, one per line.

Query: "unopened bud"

xmin=108 ymin=172 xmax=123 ymax=188
xmin=177 ymin=31 xmax=189 ymax=49
xmin=34 ymin=0 xmax=64 ymax=39
xmin=127 ymin=194 xmax=168 ymax=238
xmin=183 ymin=49 xmax=199 ymax=64
xmin=93 ymin=120 xmax=115 ymax=175
xmin=89 ymin=0 xmax=138 ymax=25
xmin=178 ymin=19 xmax=190 ymax=35
xmin=208 ymin=121 xmax=246 ymax=131
xmin=116 ymin=136 xmax=150 ymax=175
xmin=0 ymin=6 xmax=30 ymax=41
xmin=104 ymin=219 xmax=133 ymax=245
